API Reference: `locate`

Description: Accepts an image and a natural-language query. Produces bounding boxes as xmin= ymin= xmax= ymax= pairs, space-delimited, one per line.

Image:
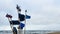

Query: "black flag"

xmin=10 ymin=20 xmax=20 ymax=25
xmin=6 ymin=14 xmax=12 ymax=18
xmin=16 ymin=5 xmax=21 ymax=11
xmin=18 ymin=14 xmax=25 ymax=21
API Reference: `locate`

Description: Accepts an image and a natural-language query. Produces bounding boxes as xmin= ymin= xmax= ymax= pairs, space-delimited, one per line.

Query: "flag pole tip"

xmin=25 ymin=10 xmax=27 ymax=12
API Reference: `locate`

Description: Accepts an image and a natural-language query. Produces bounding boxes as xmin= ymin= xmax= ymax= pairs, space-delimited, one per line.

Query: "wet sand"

xmin=48 ymin=32 xmax=60 ymax=34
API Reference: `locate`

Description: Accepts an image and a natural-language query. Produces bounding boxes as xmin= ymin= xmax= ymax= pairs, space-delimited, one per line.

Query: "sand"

xmin=48 ymin=32 xmax=60 ymax=34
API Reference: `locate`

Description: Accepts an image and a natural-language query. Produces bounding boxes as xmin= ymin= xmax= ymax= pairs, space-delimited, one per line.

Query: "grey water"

xmin=0 ymin=30 xmax=60 ymax=34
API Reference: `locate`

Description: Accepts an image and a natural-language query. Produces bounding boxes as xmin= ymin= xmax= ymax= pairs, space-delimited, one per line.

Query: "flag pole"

xmin=16 ymin=5 xmax=22 ymax=34
xmin=6 ymin=14 xmax=13 ymax=30
xmin=7 ymin=17 xmax=15 ymax=34
xmin=24 ymin=10 xmax=27 ymax=34
xmin=8 ymin=18 xmax=13 ymax=29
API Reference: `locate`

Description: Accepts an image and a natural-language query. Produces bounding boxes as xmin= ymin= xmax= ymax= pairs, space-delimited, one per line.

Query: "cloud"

xmin=0 ymin=0 xmax=60 ymax=30
xmin=0 ymin=0 xmax=18 ymax=27
xmin=26 ymin=24 xmax=60 ymax=30
xmin=0 ymin=12 xmax=9 ymax=26
xmin=0 ymin=26 xmax=11 ymax=30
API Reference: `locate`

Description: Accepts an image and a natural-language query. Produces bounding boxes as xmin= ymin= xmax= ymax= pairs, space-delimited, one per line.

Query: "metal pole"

xmin=17 ymin=9 xmax=21 ymax=34
xmin=7 ymin=18 xmax=14 ymax=34
xmin=24 ymin=10 xmax=27 ymax=34
xmin=18 ymin=11 xmax=21 ymax=34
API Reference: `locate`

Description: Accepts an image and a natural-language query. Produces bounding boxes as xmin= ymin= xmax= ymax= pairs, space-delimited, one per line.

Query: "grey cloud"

xmin=0 ymin=0 xmax=60 ymax=30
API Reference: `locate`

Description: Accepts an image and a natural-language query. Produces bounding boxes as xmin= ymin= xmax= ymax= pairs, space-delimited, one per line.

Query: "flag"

xmin=16 ymin=5 xmax=21 ymax=11
xmin=19 ymin=23 xmax=25 ymax=29
xmin=10 ymin=20 xmax=25 ymax=29
xmin=18 ymin=14 xmax=31 ymax=21
xmin=25 ymin=10 xmax=31 ymax=19
xmin=6 ymin=14 xmax=12 ymax=18
xmin=26 ymin=15 xmax=31 ymax=19
xmin=10 ymin=20 xmax=20 ymax=25
xmin=18 ymin=14 xmax=25 ymax=21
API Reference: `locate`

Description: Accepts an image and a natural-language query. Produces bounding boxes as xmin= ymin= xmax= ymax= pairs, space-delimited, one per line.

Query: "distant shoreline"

xmin=47 ymin=32 xmax=60 ymax=34
xmin=0 ymin=30 xmax=60 ymax=34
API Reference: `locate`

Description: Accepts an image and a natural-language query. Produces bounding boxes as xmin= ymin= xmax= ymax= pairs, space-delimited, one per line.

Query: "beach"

xmin=0 ymin=30 xmax=60 ymax=34
xmin=48 ymin=32 xmax=60 ymax=34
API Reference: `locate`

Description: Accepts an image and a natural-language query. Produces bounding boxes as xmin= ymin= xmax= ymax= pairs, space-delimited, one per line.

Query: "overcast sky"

xmin=0 ymin=0 xmax=60 ymax=30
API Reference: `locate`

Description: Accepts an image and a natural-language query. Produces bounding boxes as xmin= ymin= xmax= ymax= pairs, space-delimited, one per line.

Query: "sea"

xmin=0 ymin=30 xmax=60 ymax=34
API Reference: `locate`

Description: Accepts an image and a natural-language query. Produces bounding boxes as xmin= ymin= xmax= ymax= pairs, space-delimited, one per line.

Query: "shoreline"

xmin=47 ymin=32 xmax=60 ymax=34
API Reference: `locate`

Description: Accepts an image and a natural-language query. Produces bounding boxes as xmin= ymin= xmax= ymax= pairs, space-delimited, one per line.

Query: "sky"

xmin=0 ymin=0 xmax=60 ymax=30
